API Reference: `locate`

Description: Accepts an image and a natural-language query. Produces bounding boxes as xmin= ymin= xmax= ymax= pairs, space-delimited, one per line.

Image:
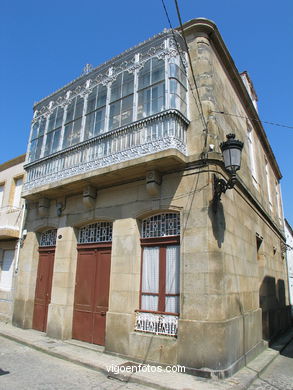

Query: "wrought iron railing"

xmin=135 ymin=311 xmax=178 ymax=336
xmin=24 ymin=110 xmax=188 ymax=191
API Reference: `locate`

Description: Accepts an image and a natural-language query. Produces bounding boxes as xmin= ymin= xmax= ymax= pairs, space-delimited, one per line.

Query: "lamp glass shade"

xmin=220 ymin=134 xmax=244 ymax=174
xmin=222 ymin=147 xmax=241 ymax=173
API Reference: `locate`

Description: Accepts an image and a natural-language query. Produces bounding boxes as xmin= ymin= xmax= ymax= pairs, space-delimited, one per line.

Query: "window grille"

xmin=142 ymin=213 xmax=180 ymax=238
xmin=78 ymin=222 xmax=112 ymax=243
xmin=40 ymin=229 xmax=57 ymax=247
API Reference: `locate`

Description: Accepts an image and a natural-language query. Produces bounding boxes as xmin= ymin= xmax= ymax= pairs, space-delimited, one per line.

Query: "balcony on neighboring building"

xmin=23 ymin=31 xmax=189 ymax=199
xmin=0 ymin=206 xmax=22 ymax=239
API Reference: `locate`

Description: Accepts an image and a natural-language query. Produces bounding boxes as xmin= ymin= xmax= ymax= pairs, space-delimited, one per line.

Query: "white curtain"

xmin=0 ymin=250 xmax=14 ymax=291
xmin=165 ymin=245 xmax=180 ymax=313
xmin=141 ymin=247 xmax=159 ymax=311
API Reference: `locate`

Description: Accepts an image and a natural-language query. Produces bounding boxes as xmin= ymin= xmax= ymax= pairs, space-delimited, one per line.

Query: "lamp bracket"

xmin=213 ymin=174 xmax=237 ymax=212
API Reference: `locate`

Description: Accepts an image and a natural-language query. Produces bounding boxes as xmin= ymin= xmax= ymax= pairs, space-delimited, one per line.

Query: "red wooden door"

xmin=72 ymin=245 xmax=111 ymax=345
xmin=32 ymin=248 xmax=55 ymax=332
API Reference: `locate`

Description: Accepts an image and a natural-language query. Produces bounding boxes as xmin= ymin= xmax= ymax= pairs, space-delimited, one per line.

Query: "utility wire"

xmin=211 ymin=111 xmax=293 ymax=130
xmin=174 ymin=0 xmax=208 ymax=144
xmin=161 ymin=0 xmax=207 ymax=137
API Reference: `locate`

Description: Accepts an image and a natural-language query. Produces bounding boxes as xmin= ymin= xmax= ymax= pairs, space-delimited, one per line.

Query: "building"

xmin=284 ymin=219 xmax=293 ymax=315
xmin=0 ymin=154 xmax=25 ymax=321
xmin=12 ymin=18 xmax=290 ymax=377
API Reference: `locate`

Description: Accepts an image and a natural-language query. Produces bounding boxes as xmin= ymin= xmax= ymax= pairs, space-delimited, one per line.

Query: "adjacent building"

xmin=0 ymin=154 xmax=25 ymax=321
xmin=12 ymin=19 xmax=290 ymax=377
xmin=285 ymin=219 xmax=293 ymax=315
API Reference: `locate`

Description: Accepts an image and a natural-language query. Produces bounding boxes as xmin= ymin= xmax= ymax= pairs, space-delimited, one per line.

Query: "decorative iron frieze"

xmin=135 ymin=311 xmax=178 ymax=336
xmin=24 ymin=110 xmax=188 ymax=191
xmin=39 ymin=229 xmax=57 ymax=247
xmin=78 ymin=222 xmax=112 ymax=243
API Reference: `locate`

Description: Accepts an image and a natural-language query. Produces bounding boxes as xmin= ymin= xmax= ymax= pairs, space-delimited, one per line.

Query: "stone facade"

xmin=285 ymin=219 xmax=293 ymax=316
xmin=0 ymin=154 xmax=25 ymax=321
xmin=11 ymin=19 xmax=290 ymax=377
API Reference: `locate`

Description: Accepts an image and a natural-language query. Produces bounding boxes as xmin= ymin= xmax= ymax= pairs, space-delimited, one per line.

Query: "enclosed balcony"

xmin=23 ymin=31 xmax=189 ymax=198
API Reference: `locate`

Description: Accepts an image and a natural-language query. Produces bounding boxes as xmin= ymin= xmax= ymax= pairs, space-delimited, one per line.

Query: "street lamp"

xmin=213 ymin=133 xmax=244 ymax=211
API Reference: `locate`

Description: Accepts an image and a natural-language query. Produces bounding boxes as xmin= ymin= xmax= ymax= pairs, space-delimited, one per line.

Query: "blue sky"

xmin=1 ymin=0 xmax=292 ymax=224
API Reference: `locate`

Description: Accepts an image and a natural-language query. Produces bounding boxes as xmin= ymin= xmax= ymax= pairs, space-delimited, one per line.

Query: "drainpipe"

xmin=14 ymin=201 xmax=27 ymax=274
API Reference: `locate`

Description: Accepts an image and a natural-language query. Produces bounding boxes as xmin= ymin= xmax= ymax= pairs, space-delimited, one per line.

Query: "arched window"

xmin=39 ymin=229 xmax=57 ymax=247
xmin=78 ymin=222 xmax=112 ymax=244
xmin=140 ymin=213 xmax=180 ymax=315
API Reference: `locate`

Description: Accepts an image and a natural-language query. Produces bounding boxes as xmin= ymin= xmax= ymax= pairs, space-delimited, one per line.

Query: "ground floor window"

xmin=141 ymin=243 xmax=180 ymax=314
xmin=136 ymin=213 xmax=180 ymax=336
xmin=140 ymin=213 xmax=180 ymax=315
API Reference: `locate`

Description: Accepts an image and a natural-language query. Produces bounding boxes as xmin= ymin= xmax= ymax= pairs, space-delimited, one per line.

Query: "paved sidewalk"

xmin=0 ymin=322 xmax=292 ymax=390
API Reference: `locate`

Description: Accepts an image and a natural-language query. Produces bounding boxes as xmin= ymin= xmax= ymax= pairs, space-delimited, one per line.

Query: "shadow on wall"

xmin=259 ymin=276 xmax=292 ymax=342
xmin=208 ymin=200 xmax=226 ymax=248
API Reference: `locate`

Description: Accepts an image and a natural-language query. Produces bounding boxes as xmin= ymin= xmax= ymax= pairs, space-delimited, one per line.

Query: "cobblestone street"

xmin=247 ymin=338 xmax=293 ymax=390
xmin=0 ymin=337 xmax=153 ymax=390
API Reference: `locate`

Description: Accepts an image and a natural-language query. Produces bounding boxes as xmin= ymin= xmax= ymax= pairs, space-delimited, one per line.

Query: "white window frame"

xmin=247 ymin=125 xmax=258 ymax=186
xmin=264 ymin=157 xmax=273 ymax=211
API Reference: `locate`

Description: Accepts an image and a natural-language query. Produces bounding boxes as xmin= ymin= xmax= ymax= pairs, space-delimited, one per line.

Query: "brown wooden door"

xmin=32 ymin=248 xmax=55 ymax=332
xmin=72 ymin=245 xmax=111 ymax=345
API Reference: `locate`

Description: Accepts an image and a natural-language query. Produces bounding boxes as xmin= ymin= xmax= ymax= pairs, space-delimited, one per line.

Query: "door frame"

xmin=73 ymin=242 xmax=112 ymax=345
xmin=32 ymin=246 xmax=55 ymax=332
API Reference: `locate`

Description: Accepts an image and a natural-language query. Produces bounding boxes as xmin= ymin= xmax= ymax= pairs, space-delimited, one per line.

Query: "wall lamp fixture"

xmin=213 ymin=133 xmax=244 ymax=211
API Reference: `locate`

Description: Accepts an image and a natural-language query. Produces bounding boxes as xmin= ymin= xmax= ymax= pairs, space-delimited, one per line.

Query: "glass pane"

xmin=169 ymin=62 xmax=177 ymax=78
xmin=94 ymin=108 xmax=105 ymax=134
xmin=63 ymin=124 xmax=72 ymax=148
xmin=110 ymin=73 xmax=122 ymax=102
xmin=152 ymin=58 xmax=165 ymax=84
xmin=142 ymin=213 xmax=180 ymax=238
xmin=84 ymin=112 xmax=95 ymax=139
xmin=31 ymin=123 xmax=39 ymax=140
xmin=97 ymin=85 xmax=107 ymax=107
xmin=44 ymin=132 xmax=52 ymax=156
xmin=66 ymin=101 xmax=74 ymax=123
xmin=170 ymin=79 xmax=178 ymax=94
xmin=51 ymin=129 xmax=61 ymax=153
xmin=141 ymin=295 xmax=158 ymax=312
xmin=165 ymin=296 xmax=179 ymax=313
xmin=29 ymin=139 xmax=37 ymax=161
xmin=179 ymin=67 xmax=187 ymax=88
xmin=35 ymin=136 xmax=43 ymax=159
xmin=122 ymin=72 xmax=134 ymax=97
xmin=87 ymin=87 xmax=97 ymax=113
xmin=39 ymin=117 xmax=46 ymax=136
xmin=137 ymin=89 xmax=151 ymax=119
xmin=75 ymin=96 xmax=84 ymax=119
xmin=170 ymin=93 xmax=177 ymax=109
xmin=121 ymin=95 xmax=133 ymax=126
xmin=138 ymin=59 xmax=151 ymax=89
xmin=166 ymin=245 xmax=180 ymax=294
xmin=151 ymin=83 xmax=165 ymax=114
xmin=47 ymin=109 xmax=56 ymax=132
xmin=109 ymin=101 xmax=121 ymax=130
xmin=72 ymin=118 xmax=82 ymax=144
xmin=142 ymin=246 xmax=159 ymax=293
xmin=55 ymin=107 xmax=64 ymax=128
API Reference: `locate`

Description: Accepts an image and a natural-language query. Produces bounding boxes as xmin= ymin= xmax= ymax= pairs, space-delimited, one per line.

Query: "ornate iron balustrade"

xmin=24 ymin=110 xmax=188 ymax=191
xmin=135 ymin=311 xmax=178 ymax=336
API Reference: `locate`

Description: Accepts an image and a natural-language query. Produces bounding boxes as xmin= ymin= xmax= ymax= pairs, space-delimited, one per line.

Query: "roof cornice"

xmin=179 ymin=18 xmax=282 ymax=180
xmin=0 ymin=154 xmax=26 ymax=172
